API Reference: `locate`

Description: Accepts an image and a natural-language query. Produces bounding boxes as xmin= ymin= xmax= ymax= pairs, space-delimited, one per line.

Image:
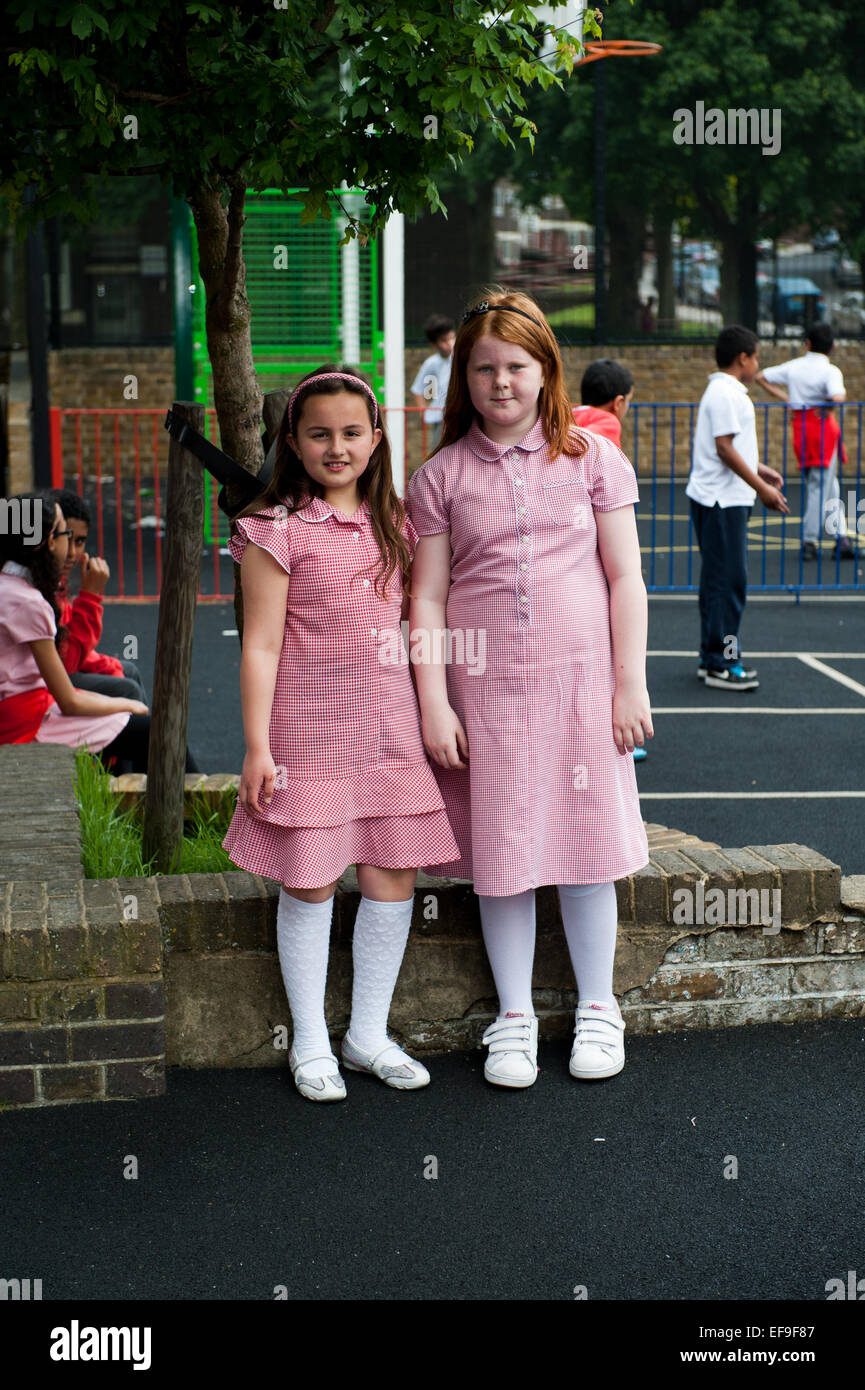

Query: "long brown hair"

xmin=427 ymin=285 xmax=587 ymax=464
xmin=234 ymin=365 xmax=412 ymax=601
xmin=0 ymin=493 xmax=70 ymax=651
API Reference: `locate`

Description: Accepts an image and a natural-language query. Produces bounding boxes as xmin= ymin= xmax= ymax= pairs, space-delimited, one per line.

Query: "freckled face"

xmin=466 ymin=334 xmax=545 ymax=440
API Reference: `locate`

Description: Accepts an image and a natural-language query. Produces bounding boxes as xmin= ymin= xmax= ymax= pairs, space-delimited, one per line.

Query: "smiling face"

xmin=466 ymin=332 xmax=546 ymax=442
xmin=287 ymin=391 xmax=382 ymax=513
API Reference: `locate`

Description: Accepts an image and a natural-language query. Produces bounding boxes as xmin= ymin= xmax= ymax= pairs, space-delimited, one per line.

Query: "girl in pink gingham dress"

xmin=405 ymin=290 xmax=653 ymax=1090
xmin=222 ymin=366 xmax=460 ymax=1103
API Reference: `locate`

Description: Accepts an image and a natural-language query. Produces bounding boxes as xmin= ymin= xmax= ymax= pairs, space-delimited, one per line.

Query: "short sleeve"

xmin=760 ymin=362 xmax=791 ymax=386
xmin=405 ymin=456 xmax=450 ymax=535
xmin=703 ymin=387 xmax=742 ymax=441
xmin=0 ymin=587 xmax=57 ymax=644
xmin=401 ymin=510 xmax=420 ymax=561
xmin=582 ymin=431 xmax=640 ymax=511
xmin=229 ymin=504 xmax=291 ymax=574
xmin=825 ymin=363 xmax=845 ymax=397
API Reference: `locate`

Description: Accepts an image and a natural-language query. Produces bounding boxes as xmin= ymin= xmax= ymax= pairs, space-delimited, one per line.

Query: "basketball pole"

xmin=340 ymin=57 xmax=406 ymax=496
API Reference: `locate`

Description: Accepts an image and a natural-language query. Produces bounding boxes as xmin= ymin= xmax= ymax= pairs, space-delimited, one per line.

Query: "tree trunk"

xmin=607 ymin=205 xmax=646 ymax=338
xmin=653 ymin=211 xmax=675 ymax=332
xmin=188 ymin=178 xmax=265 ymax=642
xmin=141 ymin=402 xmax=204 ymax=873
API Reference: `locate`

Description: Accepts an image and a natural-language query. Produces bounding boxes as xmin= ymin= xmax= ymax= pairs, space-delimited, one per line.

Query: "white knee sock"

xmin=557 ymin=881 xmax=619 ymax=1008
xmin=477 ymin=889 xmax=536 ymax=1017
xmin=348 ymin=896 xmax=414 ymax=1053
xmin=276 ymin=888 xmax=335 ymax=1077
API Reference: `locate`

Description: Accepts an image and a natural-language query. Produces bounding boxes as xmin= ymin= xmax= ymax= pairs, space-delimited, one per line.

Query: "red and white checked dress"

xmin=404 ymin=414 xmax=650 ymax=897
xmin=221 ymin=495 xmax=460 ymax=888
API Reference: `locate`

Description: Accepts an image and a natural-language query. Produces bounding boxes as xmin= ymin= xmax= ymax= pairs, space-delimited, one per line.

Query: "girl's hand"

xmin=612 ymin=682 xmax=654 ymax=755
xmin=240 ymin=749 xmax=278 ymax=813
xmin=124 ymin=700 xmax=149 ymax=716
xmin=421 ymin=702 xmax=469 ymax=769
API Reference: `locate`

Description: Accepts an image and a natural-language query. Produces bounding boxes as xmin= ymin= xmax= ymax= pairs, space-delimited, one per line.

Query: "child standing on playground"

xmin=686 ymin=326 xmax=789 ymax=691
xmin=410 ymin=314 xmax=455 ymax=453
xmin=222 ymin=365 xmax=460 ymax=1103
xmin=405 ymin=288 xmax=652 ymax=1090
xmin=755 ymin=323 xmax=857 ymax=562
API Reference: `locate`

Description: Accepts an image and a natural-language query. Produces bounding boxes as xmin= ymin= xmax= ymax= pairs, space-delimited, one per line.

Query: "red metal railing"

xmin=48 ymin=405 xmax=436 ymax=602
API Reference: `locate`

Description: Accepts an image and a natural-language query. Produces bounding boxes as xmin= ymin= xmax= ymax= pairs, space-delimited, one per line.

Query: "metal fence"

xmin=48 ymin=401 xmax=864 ymax=602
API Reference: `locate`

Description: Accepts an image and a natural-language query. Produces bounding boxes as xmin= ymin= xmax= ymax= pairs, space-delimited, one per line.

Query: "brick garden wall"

xmin=2 ymin=746 xmax=864 ymax=1110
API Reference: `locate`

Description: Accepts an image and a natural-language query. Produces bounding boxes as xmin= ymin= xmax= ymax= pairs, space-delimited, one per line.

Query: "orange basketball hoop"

xmin=575 ymin=39 xmax=663 ymax=66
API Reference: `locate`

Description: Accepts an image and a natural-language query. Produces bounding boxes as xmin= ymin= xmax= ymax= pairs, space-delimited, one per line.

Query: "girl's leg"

xmin=349 ymin=865 xmax=417 ymax=1052
xmin=277 ymin=881 xmax=338 ymax=1078
xmin=477 ymin=888 xmax=536 ymax=1016
xmin=557 ymin=881 xmax=619 ymax=1008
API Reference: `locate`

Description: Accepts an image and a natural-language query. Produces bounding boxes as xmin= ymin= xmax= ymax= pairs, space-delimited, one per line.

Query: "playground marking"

xmin=651 ymin=707 xmax=865 ymax=714
xmin=647 ymin=651 xmax=865 ymax=658
xmin=639 ymin=791 xmax=865 ymax=799
xmin=796 ymin=654 xmax=865 ymax=699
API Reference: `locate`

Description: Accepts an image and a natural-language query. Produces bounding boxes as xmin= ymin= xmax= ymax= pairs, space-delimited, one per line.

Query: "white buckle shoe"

xmin=341 ymin=1032 xmax=431 ymax=1089
xmin=289 ymin=1047 xmax=347 ymax=1102
xmin=569 ymin=1001 xmax=626 ymax=1080
xmin=481 ymin=1012 xmax=539 ymax=1088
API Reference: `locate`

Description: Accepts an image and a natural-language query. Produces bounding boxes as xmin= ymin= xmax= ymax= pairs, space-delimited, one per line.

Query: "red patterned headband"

xmin=287 ymin=372 xmax=380 ymax=435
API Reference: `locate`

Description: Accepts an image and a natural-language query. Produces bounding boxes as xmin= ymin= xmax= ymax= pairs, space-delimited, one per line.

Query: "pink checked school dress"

xmin=221 ymin=494 xmax=460 ymax=888
xmin=404 ymin=414 xmax=650 ymax=897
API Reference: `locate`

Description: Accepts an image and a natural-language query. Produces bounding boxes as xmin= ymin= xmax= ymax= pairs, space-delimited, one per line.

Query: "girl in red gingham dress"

xmin=222 ymin=366 xmax=460 ymax=1103
xmin=405 ymin=290 xmax=654 ymax=1091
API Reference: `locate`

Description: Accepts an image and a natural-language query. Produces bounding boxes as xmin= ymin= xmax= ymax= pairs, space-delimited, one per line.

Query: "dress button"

xmin=371 ymin=628 xmax=377 ymax=637
xmin=519 ymin=506 xmax=526 ymax=514
xmin=515 ymin=478 xmax=523 ymax=486
xmin=519 ymin=595 xmax=528 ymax=603
xmin=363 ymin=578 xmax=370 ymax=586
xmin=520 ymin=562 xmax=528 ymax=570
xmin=354 ymin=531 xmax=361 ymax=539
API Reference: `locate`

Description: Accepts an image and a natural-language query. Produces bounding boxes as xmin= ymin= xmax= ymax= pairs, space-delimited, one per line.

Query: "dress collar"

xmin=465 ymin=413 xmax=550 ymax=461
xmin=289 ymin=494 xmax=373 ymax=525
xmin=1 ymin=560 xmax=34 ymax=583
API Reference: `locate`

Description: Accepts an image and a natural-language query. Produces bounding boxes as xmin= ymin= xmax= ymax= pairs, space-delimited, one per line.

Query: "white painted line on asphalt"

xmin=648 ymin=651 xmax=865 ymax=658
xmin=648 ymin=593 xmax=865 ymax=602
xmin=639 ymin=791 xmax=865 ymax=799
xmin=796 ymin=654 xmax=865 ymax=699
xmin=651 ymin=707 xmax=865 ymax=714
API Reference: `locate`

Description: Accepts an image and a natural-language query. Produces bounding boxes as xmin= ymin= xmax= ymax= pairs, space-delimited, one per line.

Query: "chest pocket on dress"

xmin=542 ymin=478 xmax=589 ymax=529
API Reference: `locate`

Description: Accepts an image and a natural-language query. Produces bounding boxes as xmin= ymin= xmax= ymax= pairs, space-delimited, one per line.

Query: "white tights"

xmin=478 ymin=882 xmax=618 ymax=1016
xmin=275 ymin=888 xmax=413 ymax=1078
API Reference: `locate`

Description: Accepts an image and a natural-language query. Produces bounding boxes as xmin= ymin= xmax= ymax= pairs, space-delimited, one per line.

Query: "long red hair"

xmin=426 ymin=285 xmax=587 ymax=464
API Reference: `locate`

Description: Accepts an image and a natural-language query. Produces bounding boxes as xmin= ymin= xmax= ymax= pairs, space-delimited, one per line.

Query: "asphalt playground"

xmin=4 ymin=534 xmax=864 ymax=1314
xmin=99 ymin=580 xmax=865 ymax=877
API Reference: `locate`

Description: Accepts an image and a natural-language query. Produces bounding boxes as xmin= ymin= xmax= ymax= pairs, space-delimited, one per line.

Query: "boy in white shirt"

xmin=410 ymin=314 xmax=455 ymax=452
xmin=686 ymin=326 xmax=789 ymax=690
xmin=756 ymin=323 xmax=856 ymax=560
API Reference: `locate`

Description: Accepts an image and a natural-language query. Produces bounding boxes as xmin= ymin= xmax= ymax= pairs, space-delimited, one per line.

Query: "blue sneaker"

xmin=705 ymin=664 xmax=759 ymax=691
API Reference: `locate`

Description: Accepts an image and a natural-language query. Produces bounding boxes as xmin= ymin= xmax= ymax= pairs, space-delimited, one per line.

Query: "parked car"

xmin=759 ymin=276 xmax=827 ymax=328
xmin=832 ymin=252 xmax=863 ymax=288
xmin=832 ymin=291 xmax=865 ymax=336
xmin=813 ymin=228 xmax=841 ymax=252
xmin=681 ymin=262 xmax=720 ymax=307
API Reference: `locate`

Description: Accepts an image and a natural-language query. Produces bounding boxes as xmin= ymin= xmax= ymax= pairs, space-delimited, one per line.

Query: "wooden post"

xmin=262 ymin=388 xmax=291 ymax=454
xmin=142 ymin=401 xmax=205 ymax=873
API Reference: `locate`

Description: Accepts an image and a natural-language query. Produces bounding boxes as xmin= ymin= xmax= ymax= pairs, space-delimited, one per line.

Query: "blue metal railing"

xmin=627 ymin=401 xmax=864 ymax=595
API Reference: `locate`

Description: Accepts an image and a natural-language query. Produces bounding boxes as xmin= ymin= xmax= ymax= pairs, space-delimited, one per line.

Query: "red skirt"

xmin=0 ymin=688 xmax=55 ymax=744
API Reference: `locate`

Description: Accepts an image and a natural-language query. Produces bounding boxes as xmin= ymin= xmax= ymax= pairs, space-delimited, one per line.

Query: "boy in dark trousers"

xmin=685 ymin=326 xmax=789 ymax=691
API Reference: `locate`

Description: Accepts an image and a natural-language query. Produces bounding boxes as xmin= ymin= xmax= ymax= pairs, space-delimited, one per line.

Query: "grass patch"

xmin=72 ymin=748 xmax=238 ymax=879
